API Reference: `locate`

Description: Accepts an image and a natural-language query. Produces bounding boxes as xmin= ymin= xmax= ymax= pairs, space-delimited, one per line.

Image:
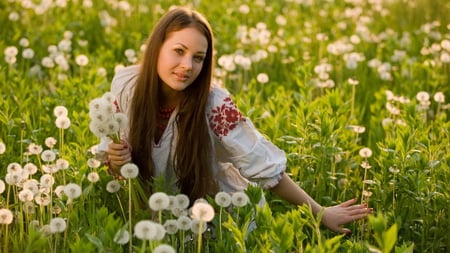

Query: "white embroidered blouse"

xmin=98 ymin=65 xmax=286 ymax=193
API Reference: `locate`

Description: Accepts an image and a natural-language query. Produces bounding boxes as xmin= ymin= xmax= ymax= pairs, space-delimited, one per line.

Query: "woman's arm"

xmin=270 ymin=173 xmax=372 ymax=234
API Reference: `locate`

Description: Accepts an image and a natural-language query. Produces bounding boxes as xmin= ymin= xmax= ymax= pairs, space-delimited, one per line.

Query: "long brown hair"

xmin=127 ymin=7 xmax=217 ymax=201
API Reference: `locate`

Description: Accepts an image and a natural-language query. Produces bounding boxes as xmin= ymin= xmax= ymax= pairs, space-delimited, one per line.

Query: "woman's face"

xmin=157 ymin=27 xmax=208 ymax=94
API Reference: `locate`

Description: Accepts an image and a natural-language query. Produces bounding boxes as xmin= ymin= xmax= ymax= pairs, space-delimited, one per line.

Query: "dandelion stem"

xmin=128 ymin=179 xmax=133 ymax=253
xmin=197 ymin=221 xmax=203 ymax=253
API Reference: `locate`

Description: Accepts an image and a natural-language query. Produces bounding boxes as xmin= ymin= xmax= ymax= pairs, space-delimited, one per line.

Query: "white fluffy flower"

xmin=41 ymin=150 xmax=56 ymax=162
xmin=231 ymin=192 xmax=249 ymax=207
xmin=190 ymin=219 xmax=207 ymax=234
xmin=56 ymin=158 xmax=70 ymax=170
xmin=18 ymin=189 xmax=34 ymax=202
xmin=0 ymin=208 xmax=14 ymax=224
xmin=134 ymin=220 xmax=157 ymax=240
xmin=87 ymin=172 xmax=100 ymax=183
xmin=359 ymin=147 xmax=373 ymax=158
xmin=87 ymin=158 xmax=101 ymax=169
xmin=120 ymin=163 xmax=139 ymax=179
xmin=175 ymin=194 xmax=190 ymax=209
xmin=49 ymin=217 xmax=66 ymax=233
xmin=149 ymin=192 xmax=170 ymax=211
xmin=44 ymin=137 xmax=57 ymax=148
xmin=64 ymin=183 xmax=82 ymax=199
xmin=113 ymin=229 xmax=130 ymax=245
xmin=176 ymin=215 xmax=192 ymax=231
xmin=40 ymin=174 xmax=55 ymax=188
xmin=256 ymin=73 xmax=269 ymax=84
xmin=163 ymin=219 xmax=179 ymax=235
xmin=215 ymin=191 xmax=232 ymax=208
xmin=191 ymin=202 xmax=215 ymax=222
xmin=53 ymin=106 xmax=68 ymax=118
xmin=153 ymin=244 xmax=176 ymax=253
xmin=106 ymin=180 xmax=121 ymax=193
xmin=75 ymin=54 xmax=89 ymax=66
xmin=55 ymin=116 xmax=71 ymax=129
xmin=0 ymin=180 xmax=6 ymax=194
xmin=0 ymin=142 xmax=6 ymax=154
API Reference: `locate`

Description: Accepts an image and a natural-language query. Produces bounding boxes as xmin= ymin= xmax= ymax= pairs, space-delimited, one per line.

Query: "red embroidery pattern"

xmin=208 ymin=97 xmax=245 ymax=139
xmin=113 ymin=100 xmax=121 ymax=113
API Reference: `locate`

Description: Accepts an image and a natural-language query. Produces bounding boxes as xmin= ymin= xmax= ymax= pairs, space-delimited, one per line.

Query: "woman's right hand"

xmin=106 ymin=140 xmax=132 ymax=177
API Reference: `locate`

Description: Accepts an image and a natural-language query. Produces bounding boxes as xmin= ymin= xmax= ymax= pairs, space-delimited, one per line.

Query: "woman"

xmin=100 ymin=6 xmax=371 ymax=234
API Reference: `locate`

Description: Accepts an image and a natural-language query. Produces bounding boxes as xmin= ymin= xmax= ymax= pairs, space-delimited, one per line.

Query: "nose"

xmin=180 ymin=56 xmax=193 ymax=70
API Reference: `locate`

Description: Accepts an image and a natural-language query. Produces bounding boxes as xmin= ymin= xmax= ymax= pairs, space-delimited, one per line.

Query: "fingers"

xmin=339 ymin=198 xmax=358 ymax=207
xmin=106 ymin=142 xmax=132 ymax=179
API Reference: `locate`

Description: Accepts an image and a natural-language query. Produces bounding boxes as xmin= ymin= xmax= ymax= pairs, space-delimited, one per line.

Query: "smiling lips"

xmin=174 ymin=72 xmax=190 ymax=81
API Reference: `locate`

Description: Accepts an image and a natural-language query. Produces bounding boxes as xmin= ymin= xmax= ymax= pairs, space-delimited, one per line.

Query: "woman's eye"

xmin=175 ymin=48 xmax=184 ymax=54
xmin=194 ymin=55 xmax=204 ymax=62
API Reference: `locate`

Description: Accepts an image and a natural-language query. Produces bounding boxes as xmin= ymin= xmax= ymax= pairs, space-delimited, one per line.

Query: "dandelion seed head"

xmin=87 ymin=158 xmax=101 ymax=169
xmin=87 ymin=172 xmax=100 ymax=183
xmin=55 ymin=116 xmax=71 ymax=129
xmin=0 ymin=180 xmax=5 ymax=194
xmin=5 ymin=171 xmax=23 ymax=186
xmin=0 ymin=142 xmax=5 ymax=154
xmin=175 ymin=194 xmax=190 ymax=209
xmin=50 ymin=217 xmax=66 ymax=233
xmin=114 ymin=229 xmax=130 ymax=245
xmin=64 ymin=183 xmax=82 ymax=199
xmin=75 ymin=54 xmax=89 ymax=66
xmin=54 ymin=185 xmax=65 ymax=198
xmin=40 ymin=224 xmax=52 ymax=237
xmin=134 ymin=220 xmax=157 ymax=240
xmin=56 ymin=158 xmax=69 ymax=170
xmin=215 ymin=191 xmax=232 ymax=208
xmin=106 ymin=180 xmax=121 ymax=193
xmin=256 ymin=73 xmax=269 ymax=84
xmin=231 ymin=191 xmax=249 ymax=207
xmin=9 ymin=11 xmax=20 ymax=21
xmin=239 ymin=4 xmax=250 ymax=14
xmin=7 ymin=162 xmax=22 ymax=173
xmin=176 ymin=215 xmax=192 ymax=231
xmin=153 ymin=244 xmax=176 ymax=253
xmin=120 ymin=163 xmax=139 ymax=179
xmin=171 ymin=207 xmax=188 ymax=217
xmin=359 ymin=147 xmax=373 ymax=158
xmin=53 ymin=106 xmax=68 ymax=118
xmin=44 ymin=137 xmax=57 ymax=148
xmin=19 ymin=189 xmax=34 ymax=202
xmin=191 ymin=202 xmax=215 ymax=222
xmin=190 ymin=219 xmax=207 ymax=234
xmin=0 ymin=208 xmax=14 ymax=224
xmin=114 ymin=112 xmax=128 ymax=129
xmin=28 ymin=143 xmax=43 ymax=155
xmin=41 ymin=150 xmax=56 ymax=162
xmin=149 ymin=192 xmax=170 ymax=211
xmin=163 ymin=219 xmax=179 ymax=235
xmin=416 ymin=91 xmax=430 ymax=102
xmin=153 ymin=222 xmax=166 ymax=241
xmin=34 ymin=193 xmax=51 ymax=206
xmin=22 ymin=48 xmax=34 ymax=59
xmin=23 ymin=179 xmax=39 ymax=194
xmin=433 ymin=92 xmax=445 ymax=103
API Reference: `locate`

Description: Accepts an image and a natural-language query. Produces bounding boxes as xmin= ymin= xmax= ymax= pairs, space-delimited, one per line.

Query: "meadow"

xmin=0 ymin=0 xmax=449 ymax=252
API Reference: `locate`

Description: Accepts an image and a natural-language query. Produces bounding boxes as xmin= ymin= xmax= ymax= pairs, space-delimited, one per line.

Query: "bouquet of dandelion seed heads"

xmin=88 ymin=92 xmax=128 ymax=144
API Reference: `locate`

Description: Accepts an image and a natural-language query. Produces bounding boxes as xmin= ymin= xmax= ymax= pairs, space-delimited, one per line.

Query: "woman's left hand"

xmin=321 ymin=198 xmax=373 ymax=234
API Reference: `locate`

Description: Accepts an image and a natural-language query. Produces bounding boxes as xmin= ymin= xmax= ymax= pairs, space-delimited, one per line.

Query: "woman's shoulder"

xmin=111 ymin=65 xmax=140 ymax=92
xmin=208 ymin=84 xmax=232 ymax=106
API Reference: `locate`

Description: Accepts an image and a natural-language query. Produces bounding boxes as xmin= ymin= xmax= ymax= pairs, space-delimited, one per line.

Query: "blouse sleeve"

xmin=207 ymin=87 xmax=286 ymax=189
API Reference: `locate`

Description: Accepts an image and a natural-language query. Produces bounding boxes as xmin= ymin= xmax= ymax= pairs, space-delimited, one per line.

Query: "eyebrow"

xmin=175 ymin=43 xmax=206 ymax=55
